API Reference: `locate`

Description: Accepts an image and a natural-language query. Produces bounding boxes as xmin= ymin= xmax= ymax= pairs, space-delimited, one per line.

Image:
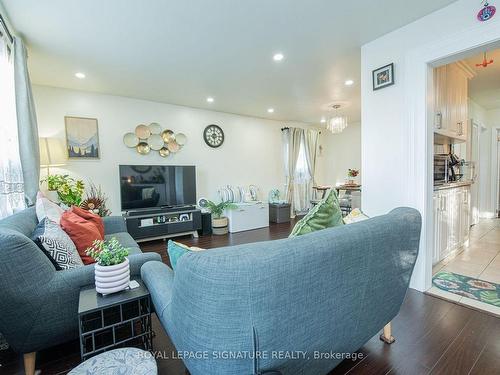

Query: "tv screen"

xmin=119 ymin=165 xmax=196 ymax=211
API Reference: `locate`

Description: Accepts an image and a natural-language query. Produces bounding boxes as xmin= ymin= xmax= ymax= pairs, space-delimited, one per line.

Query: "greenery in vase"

xmin=85 ymin=238 xmax=129 ymax=266
xmin=205 ymin=200 xmax=236 ymax=219
xmin=42 ymin=174 xmax=85 ymax=206
xmin=347 ymin=169 xmax=359 ymax=178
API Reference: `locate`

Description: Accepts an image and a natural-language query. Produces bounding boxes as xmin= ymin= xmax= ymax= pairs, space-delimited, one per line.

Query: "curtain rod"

xmin=281 ymin=126 xmax=322 ymax=134
xmin=0 ymin=13 xmax=13 ymax=44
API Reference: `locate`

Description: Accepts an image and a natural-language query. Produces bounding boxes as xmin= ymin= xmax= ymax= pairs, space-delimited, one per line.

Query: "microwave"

xmin=434 ymin=154 xmax=449 ymax=184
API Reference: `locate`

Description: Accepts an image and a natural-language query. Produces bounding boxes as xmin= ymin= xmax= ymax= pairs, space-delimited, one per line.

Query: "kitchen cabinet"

xmin=433 ymin=62 xmax=474 ymax=143
xmin=433 ymin=186 xmax=470 ymax=264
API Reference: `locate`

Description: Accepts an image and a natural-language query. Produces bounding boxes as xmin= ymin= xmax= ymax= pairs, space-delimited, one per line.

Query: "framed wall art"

xmin=372 ymin=63 xmax=395 ymax=91
xmin=65 ymin=116 xmax=100 ymax=159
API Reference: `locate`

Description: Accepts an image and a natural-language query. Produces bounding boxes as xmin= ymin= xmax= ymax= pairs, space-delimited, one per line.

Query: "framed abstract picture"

xmin=65 ymin=116 xmax=100 ymax=159
xmin=372 ymin=63 xmax=395 ymax=90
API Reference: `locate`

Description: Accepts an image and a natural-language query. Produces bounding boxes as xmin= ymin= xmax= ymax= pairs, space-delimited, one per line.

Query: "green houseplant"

xmin=41 ymin=174 xmax=85 ymax=206
xmin=86 ymin=238 xmax=130 ymax=295
xmin=205 ymin=200 xmax=236 ymax=235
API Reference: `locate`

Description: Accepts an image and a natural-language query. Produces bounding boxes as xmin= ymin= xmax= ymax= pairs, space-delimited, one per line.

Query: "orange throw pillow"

xmin=71 ymin=206 xmax=105 ymax=238
xmin=60 ymin=210 xmax=104 ymax=264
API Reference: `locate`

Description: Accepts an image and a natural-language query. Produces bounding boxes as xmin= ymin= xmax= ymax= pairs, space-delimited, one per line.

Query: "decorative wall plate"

xmin=161 ymin=129 xmax=175 ymax=143
xmin=176 ymin=133 xmax=187 ymax=146
xmin=148 ymin=134 xmax=164 ymax=150
xmin=148 ymin=122 xmax=162 ymax=134
xmin=167 ymin=141 xmax=180 ymax=153
xmin=159 ymin=147 xmax=170 ymax=157
xmin=135 ymin=124 xmax=151 ymax=139
xmin=123 ymin=132 xmax=139 ymax=148
xmin=136 ymin=142 xmax=151 ymax=155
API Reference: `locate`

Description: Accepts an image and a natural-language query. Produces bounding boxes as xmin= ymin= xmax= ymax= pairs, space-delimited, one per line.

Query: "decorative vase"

xmin=94 ymin=258 xmax=130 ymax=295
xmin=212 ymin=217 xmax=229 ymax=235
xmin=45 ymin=190 xmax=60 ymax=203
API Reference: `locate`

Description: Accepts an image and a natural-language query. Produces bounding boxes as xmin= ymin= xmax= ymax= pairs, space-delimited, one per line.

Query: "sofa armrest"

xmin=141 ymin=261 xmax=174 ymax=316
xmin=103 ymin=216 xmax=127 ymax=235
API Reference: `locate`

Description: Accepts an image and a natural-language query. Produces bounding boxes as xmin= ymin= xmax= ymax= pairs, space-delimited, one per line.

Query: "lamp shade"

xmin=39 ymin=137 xmax=67 ymax=167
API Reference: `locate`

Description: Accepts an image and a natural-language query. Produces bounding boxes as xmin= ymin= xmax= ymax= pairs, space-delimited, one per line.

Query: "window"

xmin=0 ymin=34 xmax=25 ymax=217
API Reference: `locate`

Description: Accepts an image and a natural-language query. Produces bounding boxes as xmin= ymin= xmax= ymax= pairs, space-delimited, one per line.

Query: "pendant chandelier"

xmin=327 ymin=104 xmax=348 ymax=134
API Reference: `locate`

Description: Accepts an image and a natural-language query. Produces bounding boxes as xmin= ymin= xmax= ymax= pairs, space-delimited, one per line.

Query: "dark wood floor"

xmin=1 ymin=221 xmax=499 ymax=375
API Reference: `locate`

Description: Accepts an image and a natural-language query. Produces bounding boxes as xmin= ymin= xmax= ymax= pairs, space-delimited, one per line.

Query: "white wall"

xmin=34 ymin=85 xmax=329 ymax=214
xmin=321 ymin=123 xmax=361 ymax=185
xmin=361 ymin=0 xmax=500 ymax=291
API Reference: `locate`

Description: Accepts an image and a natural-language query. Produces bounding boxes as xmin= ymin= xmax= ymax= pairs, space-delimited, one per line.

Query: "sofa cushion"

xmin=289 ymin=189 xmax=344 ymax=237
xmin=32 ymin=219 xmax=84 ymax=270
xmin=60 ymin=211 xmax=103 ymax=264
xmin=105 ymin=232 xmax=142 ymax=255
xmin=71 ymin=206 xmax=105 ymax=237
xmin=35 ymin=191 xmax=64 ymax=224
xmin=167 ymin=240 xmax=205 ymax=270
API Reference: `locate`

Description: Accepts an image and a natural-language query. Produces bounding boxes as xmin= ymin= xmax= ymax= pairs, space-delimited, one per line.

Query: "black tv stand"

xmin=122 ymin=206 xmax=202 ymax=242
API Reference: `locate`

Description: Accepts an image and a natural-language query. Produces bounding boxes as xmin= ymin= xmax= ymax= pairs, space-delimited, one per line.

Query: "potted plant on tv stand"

xmin=86 ymin=238 xmax=130 ymax=295
xmin=206 ymin=200 xmax=236 ymax=235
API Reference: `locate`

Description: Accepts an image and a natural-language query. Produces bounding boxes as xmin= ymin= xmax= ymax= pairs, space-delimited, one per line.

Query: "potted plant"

xmin=41 ymin=174 xmax=85 ymax=207
xmin=347 ymin=169 xmax=359 ymax=185
xmin=86 ymin=238 xmax=130 ymax=295
xmin=205 ymin=200 xmax=236 ymax=235
xmin=80 ymin=182 xmax=111 ymax=217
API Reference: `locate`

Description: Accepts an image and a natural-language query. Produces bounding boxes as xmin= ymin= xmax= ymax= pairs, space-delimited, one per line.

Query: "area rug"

xmin=432 ymin=271 xmax=500 ymax=307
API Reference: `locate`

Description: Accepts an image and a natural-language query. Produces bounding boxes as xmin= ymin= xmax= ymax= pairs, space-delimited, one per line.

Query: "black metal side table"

xmin=78 ymin=278 xmax=152 ymax=361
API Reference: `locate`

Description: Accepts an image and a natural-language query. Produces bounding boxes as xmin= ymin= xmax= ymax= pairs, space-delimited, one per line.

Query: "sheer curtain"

xmin=0 ymin=37 xmax=25 ymax=218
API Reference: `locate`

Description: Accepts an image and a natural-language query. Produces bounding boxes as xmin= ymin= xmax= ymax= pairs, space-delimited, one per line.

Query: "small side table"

xmin=78 ymin=278 xmax=152 ymax=361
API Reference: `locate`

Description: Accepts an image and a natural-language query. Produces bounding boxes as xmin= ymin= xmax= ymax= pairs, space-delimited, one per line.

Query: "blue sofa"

xmin=141 ymin=207 xmax=421 ymax=375
xmin=0 ymin=207 xmax=161 ymax=365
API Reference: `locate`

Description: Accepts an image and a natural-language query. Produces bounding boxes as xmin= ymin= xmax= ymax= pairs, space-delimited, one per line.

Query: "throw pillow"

xmin=289 ymin=189 xmax=344 ymax=237
xmin=71 ymin=206 xmax=105 ymax=237
xmin=167 ymin=240 xmax=205 ymax=270
xmin=343 ymin=208 xmax=370 ymax=224
xmin=60 ymin=210 xmax=104 ymax=264
xmin=32 ymin=218 xmax=84 ymax=270
xmin=35 ymin=191 xmax=64 ymax=224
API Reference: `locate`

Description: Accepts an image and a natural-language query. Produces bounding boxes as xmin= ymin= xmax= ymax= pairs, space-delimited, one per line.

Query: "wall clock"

xmin=203 ymin=124 xmax=224 ymax=148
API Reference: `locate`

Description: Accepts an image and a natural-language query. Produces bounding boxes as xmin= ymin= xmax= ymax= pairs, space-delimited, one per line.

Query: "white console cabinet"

xmin=433 ymin=185 xmax=470 ymax=264
xmin=226 ymin=202 xmax=269 ymax=233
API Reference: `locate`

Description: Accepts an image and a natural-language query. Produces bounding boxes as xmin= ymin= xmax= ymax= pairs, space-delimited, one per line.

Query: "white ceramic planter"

xmin=94 ymin=258 xmax=130 ymax=295
xmin=44 ymin=190 xmax=60 ymax=203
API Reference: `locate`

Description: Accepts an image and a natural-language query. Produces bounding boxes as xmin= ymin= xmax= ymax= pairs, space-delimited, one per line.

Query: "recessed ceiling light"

xmin=320 ymin=117 xmax=326 ymax=123
xmin=345 ymin=79 xmax=354 ymax=86
xmin=75 ymin=72 xmax=86 ymax=79
xmin=206 ymin=97 xmax=214 ymax=103
xmin=267 ymin=108 xmax=275 ymax=113
xmin=273 ymin=53 xmax=284 ymax=62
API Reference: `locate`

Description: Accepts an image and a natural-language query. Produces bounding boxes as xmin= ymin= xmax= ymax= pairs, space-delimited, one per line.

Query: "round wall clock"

xmin=203 ymin=124 xmax=224 ymax=148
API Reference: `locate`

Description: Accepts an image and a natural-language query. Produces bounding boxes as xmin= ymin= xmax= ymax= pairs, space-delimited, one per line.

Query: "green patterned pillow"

xmin=167 ymin=240 xmax=205 ymax=270
xmin=289 ymin=189 xmax=344 ymax=237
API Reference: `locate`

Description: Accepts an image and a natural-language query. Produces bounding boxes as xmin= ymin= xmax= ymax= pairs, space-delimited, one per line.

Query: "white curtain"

xmin=0 ymin=37 xmax=25 ymax=218
xmin=283 ymin=127 xmax=320 ymax=216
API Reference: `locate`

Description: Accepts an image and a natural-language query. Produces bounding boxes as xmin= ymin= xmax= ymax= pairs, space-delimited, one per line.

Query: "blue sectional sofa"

xmin=0 ymin=207 xmax=160 ymax=360
xmin=142 ymin=207 xmax=421 ymax=375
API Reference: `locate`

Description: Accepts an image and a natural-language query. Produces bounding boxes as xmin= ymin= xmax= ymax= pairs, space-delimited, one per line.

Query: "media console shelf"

xmin=123 ymin=206 xmax=202 ymax=242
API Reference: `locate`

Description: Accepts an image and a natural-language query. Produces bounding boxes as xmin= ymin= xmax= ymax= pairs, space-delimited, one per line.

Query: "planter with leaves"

xmin=86 ymin=238 xmax=130 ymax=295
xmin=41 ymin=174 xmax=85 ymax=206
xmin=205 ymin=200 xmax=236 ymax=235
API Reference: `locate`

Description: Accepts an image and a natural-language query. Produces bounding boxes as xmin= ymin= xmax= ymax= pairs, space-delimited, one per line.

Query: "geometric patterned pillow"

xmin=31 ymin=219 xmax=84 ymax=270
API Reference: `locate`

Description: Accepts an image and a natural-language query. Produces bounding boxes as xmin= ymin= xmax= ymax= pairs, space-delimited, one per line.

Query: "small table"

xmin=78 ymin=278 xmax=153 ymax=361
xmin=335 ymin=185 xmax=362 ymax=216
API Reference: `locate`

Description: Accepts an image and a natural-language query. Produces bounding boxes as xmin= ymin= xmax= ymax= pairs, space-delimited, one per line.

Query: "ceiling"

xmin=2 ymin=0 xmax=458 ymax=124
xmin=466 ymin=49 xmax=500 ymax=110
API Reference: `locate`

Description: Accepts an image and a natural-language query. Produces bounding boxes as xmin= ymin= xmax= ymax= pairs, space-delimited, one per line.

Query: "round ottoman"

xmin=69 ymin=348 xmax=157 ymax=375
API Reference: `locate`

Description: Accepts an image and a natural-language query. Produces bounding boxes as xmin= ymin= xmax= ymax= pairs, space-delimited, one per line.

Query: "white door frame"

xmin=491 ymin=126 xmax=500 ymax=218
xmin=404 ymin=21 xmax=500 ymax=292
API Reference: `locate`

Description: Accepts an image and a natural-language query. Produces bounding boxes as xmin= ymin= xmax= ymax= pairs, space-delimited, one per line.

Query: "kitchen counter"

xmin=434 ymin=181 xmax=473 ymax=191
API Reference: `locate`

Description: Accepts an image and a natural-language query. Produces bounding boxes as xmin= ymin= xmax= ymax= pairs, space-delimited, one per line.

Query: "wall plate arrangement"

xmin=123 ymin=123 xmax=187 ymax=157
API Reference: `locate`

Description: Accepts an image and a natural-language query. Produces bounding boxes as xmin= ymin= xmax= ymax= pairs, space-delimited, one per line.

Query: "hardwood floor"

xmin=1 ymin=221 xmax=499 ymax=375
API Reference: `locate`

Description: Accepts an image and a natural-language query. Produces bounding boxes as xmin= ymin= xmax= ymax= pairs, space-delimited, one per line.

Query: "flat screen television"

xmin=119 ymin=165 xmax=196 ymax=211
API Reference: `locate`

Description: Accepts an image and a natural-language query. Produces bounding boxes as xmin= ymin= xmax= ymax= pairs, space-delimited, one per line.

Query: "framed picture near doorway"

xmin=65 ymin=116 xmax=100 ymax=159
xmin=372 ymin=63 xmax=395 ymax=90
